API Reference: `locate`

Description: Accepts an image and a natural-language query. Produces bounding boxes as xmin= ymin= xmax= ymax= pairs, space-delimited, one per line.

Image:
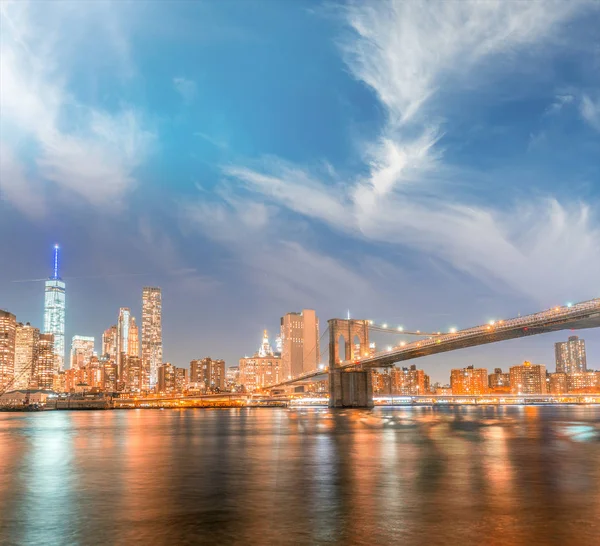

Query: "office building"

xmin=280 ymin=309 xmax=319 ymax=378
xmin=488 ymin=368 xmax=511 ymax=392
xmin=510 ymin=361 xmax=547 ymax=394
xmin=0 ymin=310 xmax=16 ymax=390
xmin=14 ymin=323 xmax=40 ymax=390
xmin=239 ymin=331 xmax=284 ymax=391
xmin=70 ymin=336 xmax=95 ymax=369
xmin=142 ymin=287 xmax=163 ymax=388
xmin=37 ymin=333 xmax=55 ymax=389
xmin=450 ymin=366 xmax=489 ymax=395
xmin=43 ymin=245 xmax=66 ymax=371
xmin=555 ymin=336 xmax=587 ymax=373
xmin=190 ymin=357 xmax=226 ymax=391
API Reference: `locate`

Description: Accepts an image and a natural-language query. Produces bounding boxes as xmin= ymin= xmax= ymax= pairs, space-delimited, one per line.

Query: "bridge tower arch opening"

xmin=328 ymin=319 xmax=373 ymax=408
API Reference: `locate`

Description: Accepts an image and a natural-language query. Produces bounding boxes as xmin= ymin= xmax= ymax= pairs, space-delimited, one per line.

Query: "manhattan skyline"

xmin=2 ymin=1 xmax=600 ymax=383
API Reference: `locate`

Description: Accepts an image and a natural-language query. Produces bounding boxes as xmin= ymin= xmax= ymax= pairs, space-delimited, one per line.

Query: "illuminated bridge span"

xmin=264 ymin=298 xmax=600 ymax=407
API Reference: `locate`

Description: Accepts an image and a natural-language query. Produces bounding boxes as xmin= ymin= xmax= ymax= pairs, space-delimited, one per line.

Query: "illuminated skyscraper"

xmin=44 ymin=244 xmax=66 ymax=371
xmin=70 ymin=335 xmax=95 ymax=369
xmin=555 ymin=336 xmax=587 ymax=373
xmin=142 ymin=287 xmax=162 ymax=388
xmin=0 ymin=310 xmax=17 ymax=390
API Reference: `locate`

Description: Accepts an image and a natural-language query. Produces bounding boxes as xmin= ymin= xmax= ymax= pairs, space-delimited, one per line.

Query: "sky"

xmin=1 ymin=0 xmax=600 ymax=383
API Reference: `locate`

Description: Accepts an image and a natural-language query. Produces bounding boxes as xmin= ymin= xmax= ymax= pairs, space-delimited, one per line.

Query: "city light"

xmin=398 ymin=326 xmax=403 ymax=331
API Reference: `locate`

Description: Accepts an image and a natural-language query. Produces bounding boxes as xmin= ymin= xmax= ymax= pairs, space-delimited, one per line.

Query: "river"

xmin=1 ymin=406 xmax=599 ymax=545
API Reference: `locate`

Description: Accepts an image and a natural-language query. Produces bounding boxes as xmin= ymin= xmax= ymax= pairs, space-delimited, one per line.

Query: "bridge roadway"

xmin=264 ymin=298 xmax=600 ymax=390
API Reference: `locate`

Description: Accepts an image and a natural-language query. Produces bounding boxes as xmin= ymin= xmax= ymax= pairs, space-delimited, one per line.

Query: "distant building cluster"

xmin=372 ymin=335 xmax=598 ymax=397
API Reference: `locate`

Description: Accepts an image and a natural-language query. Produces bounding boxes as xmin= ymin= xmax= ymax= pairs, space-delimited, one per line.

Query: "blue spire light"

xmin=52 ymin=244 xmax=60 ymax=280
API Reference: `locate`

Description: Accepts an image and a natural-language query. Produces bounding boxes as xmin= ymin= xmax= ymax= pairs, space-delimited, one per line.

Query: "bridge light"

xmin=387 ymin=346 xmax=392 ymax=351
xmin=398 ymin=326 xmax=403 ymax=331
xmin=400 ymin=341 xmax=406 ymax=347
xmin=382 ymin=323 xmax=388 ymax=328
xmin=318 ymin=364 xmax=324 ymax=370
xmin=489 ymin=320 xmax=495 ymax=326
xmin=567 ymin=302 xmax=573 ymax=308
xmin=416 ymin=330 xmax=420 ymax=333
xmin=369 ymin=320 xmax=374 ymax=325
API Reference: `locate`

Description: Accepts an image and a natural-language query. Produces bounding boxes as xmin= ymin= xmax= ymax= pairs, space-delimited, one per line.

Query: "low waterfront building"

xmin=566 ymin=371 xmax=600 ymax=393
xmin=157 ymin=363 xmax=187 ymax=394
xmin=450 ymin=366 xmax=489 ymax=395
xmin=190 ymin=357 xmax=226 ymax=391
xmin=549 ymin=372 xmax=568 ymax=394
xmin=488 ymin=368 xmax=511 ymax=393
xmin=509 ymin=361 xmax=547 ymax=394
xmin=390 ymin=365 xmax=430 ymax=395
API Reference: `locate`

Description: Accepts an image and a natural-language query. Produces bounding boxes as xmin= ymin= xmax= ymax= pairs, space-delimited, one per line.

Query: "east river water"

xmin=1 ymin=406 xmax=599 ymax=546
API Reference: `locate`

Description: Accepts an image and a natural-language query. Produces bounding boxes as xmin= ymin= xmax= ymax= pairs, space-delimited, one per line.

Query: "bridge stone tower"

xmin=328 ymin=319 xmax=373 ymax=408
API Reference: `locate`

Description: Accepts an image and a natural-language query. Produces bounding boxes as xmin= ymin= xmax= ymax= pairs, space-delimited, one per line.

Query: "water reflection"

xmin=1 ymin=406 xmax=599 ymax=545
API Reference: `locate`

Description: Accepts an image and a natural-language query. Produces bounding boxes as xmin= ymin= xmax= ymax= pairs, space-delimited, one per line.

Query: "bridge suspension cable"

xmin=368 ymin=323 xmax=443 ymax=336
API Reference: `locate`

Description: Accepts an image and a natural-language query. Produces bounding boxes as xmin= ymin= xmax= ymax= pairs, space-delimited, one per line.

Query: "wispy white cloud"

xmin=173 ymin=77 xmax=197 ymax=104
xmin=0 ymin=0 xmax=155 ymax=214
xmin=581 ymin=94 xmax=600 ymax=131
xmin=212 ymin=0 xmax=600 ymax=304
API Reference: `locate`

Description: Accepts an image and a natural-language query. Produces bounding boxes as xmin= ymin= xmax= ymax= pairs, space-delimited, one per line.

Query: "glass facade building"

xmin=43 ymin=245 xmax=66 ymax=372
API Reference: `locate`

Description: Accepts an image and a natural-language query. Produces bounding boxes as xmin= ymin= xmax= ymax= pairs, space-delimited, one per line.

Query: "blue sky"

xmin=1 ymin=0 xmax=600 ymax=382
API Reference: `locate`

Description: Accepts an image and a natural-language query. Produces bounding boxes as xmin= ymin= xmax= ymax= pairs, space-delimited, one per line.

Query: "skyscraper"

xmin=44 ymin=244 xmax=66 ymax=371
xmin=70 ymin=335 xmax=95 ymax=369
xmin=142 ymin=287 xmax=162 ymax=388
xmin=280 ymin=309 xmax=319 ymax=378
xmin=0 ymin=310 xmax=17 ymax=390
xmin=555 ymin=336 xmax=587 ymax=373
